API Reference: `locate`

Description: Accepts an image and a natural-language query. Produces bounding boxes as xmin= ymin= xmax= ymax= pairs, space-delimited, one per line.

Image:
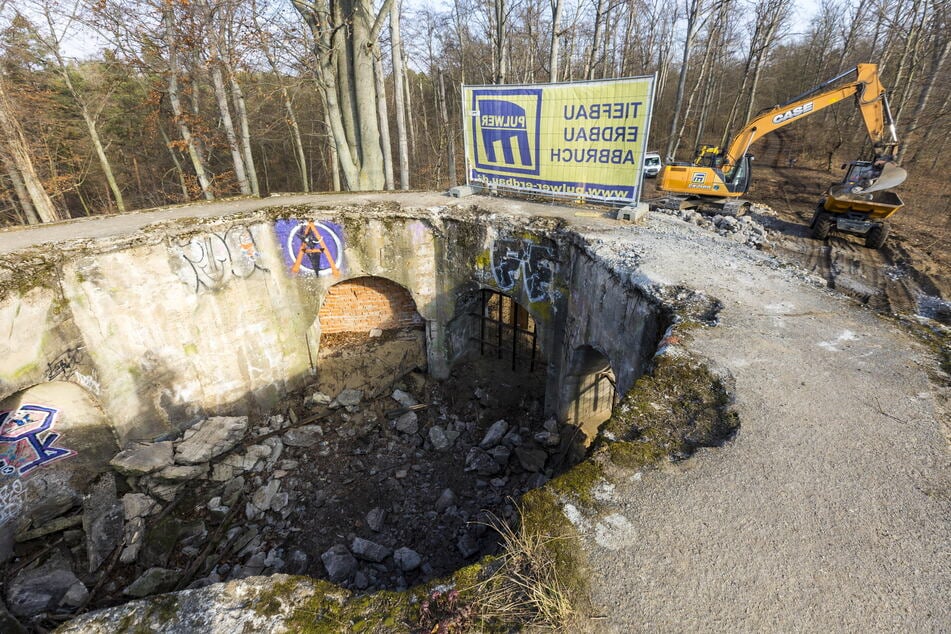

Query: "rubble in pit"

xmin=2 ymin=359 xmax=582 ymax=630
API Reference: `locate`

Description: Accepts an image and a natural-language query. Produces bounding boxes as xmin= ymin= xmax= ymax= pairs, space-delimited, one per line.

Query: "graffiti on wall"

xmin=490 ymin=237 xmax=556 ymax=302
xmin=274 ymin=220 xmax=344 ymax=278
xmin=0 ymin=405 xmax=75 ymax=477
xmin=45 ymin=346 xmax=84 ymax=381
xmin=172 ymin=226 xmax=269 ymax=292
xmin=0 ymin=479 xmax=23 ymax=524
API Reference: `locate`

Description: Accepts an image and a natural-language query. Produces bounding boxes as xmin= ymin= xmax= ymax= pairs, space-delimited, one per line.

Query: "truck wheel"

xmin=865 ymin=223 xmax=889 ymax=249
xmin=812 ymin=212 xmax=834 ymax=240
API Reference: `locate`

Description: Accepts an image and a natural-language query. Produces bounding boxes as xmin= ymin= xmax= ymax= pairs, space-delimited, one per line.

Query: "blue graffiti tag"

xmin=0 ymin=404 xmax=75 ymax=477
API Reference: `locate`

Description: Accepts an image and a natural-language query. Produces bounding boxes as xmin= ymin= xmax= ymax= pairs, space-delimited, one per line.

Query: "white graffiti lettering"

xmin=0 ymin=479 xmax=24 ymax=524
xmin=173 ymin=226 xmax=269 ymax=292
xmin=490 ymin=237 xmax=556 ymax=303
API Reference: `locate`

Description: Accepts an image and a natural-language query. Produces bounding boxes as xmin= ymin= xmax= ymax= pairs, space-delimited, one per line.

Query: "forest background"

xmin=0 ymin=0 xmax=946 ymax=225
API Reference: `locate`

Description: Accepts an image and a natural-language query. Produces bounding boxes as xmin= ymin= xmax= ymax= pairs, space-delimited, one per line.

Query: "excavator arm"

xmin=723 ymin=64 xmax=899 ymax=170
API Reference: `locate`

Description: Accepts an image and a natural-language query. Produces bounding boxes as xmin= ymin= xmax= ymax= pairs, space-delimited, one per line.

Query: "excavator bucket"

xmin=859 ymin=161 xmax=907 ymax=193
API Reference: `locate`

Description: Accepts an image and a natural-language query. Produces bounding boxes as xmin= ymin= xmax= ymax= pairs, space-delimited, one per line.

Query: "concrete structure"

xmin=0 ymin=196 xmax=665 ymax=451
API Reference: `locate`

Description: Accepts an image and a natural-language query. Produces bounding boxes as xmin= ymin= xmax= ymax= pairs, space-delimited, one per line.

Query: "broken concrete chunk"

xmin=391 ymin=389 xmax=418 ymax=408
xmin=174 ymin=416 xmax=249 ymax=465
xmin=109 ymin=441 xmax=174 ymax=476
xmin=282 ymin=425 xmax=324 ymax=448
xmin=123 ymin=567 xmax=179 ymax=598
xmin=394 ymin=411 xmax=419 ymax=434
xmin=321 ymin=544 xmax=357 ymax=582
xmin=428 ymin=426 xmax=452 ymax=451
xmin=252 ymin=480 xmax=281 ymax=512
xmin=515 ymin=447 xmax=548 ymax=472
xmin=122 ymin=493 xmax=158 ymax=521
xmin=479 ymin=420 xmax=509 ymax=449
xmin=83 ymin=473 xmax=123 ymax=573
xmin=393 ymin=547 xmax=422 ymax=571
xmin=465 ymin=447 xmax=501 ymax=476
xmin=434 ymin=488 xmax=456 ymax=513
xmin=155 ymin=463 xmax=209 ymax=481
xmin=305 ymin=391 xmax=332 ymax=407
xmin=60 ymin=581 xmax=89 ymax=608
xmin=366 ymin=507 xmax=386 ymax=532
xmin=5 ymin=559 xmax=84 ymax=617
xmin=351 ymin=537 xmax=392 ymax=563
xmin=334 ymin=389 xmax=363 ymax=408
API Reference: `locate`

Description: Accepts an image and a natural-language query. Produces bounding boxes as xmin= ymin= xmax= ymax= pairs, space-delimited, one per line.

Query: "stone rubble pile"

xmin=654 ymin=205 xmax=772 ymax=249
xmin=3 ymin=370 xmax=572 ymax=627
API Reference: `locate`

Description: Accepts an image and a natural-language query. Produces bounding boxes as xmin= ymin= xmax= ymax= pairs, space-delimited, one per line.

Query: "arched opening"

xmin=565 ymin=345 xmax=616 ymax=443
xmin=314 ymin=276 xmax=426 ymax=398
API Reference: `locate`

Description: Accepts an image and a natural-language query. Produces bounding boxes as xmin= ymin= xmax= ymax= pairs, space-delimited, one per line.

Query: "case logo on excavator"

xmin=772 ymin=101 xmax=814 ymax=124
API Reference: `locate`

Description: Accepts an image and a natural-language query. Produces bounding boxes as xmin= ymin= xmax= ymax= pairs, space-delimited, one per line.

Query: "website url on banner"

xmin=476 ymin=175 xmax=634 ymax=200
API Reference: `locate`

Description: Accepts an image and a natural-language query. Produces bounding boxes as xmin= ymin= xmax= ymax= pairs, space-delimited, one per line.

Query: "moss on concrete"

xmin=600 ymin=353 xmax=739 ymax=462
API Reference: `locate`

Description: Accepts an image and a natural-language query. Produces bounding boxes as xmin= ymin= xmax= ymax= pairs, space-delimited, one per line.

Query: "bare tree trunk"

xmin=391 ymin=0 xmax=410 ymax=189
xmin=439 ymin=70 xmax=457 ymax=188
xmin=229 ymin=73 xmax=260 ymax=195
xmin=2 ymin=159 xmax=40 ymax=224
xmin=210 ymin=63 xmax=251 ymax=194
xmin=165 ymin=7 xmax=214 ymax=200
xmin=324 ymin=109 xmax=341 ymax=191
xmin=373 ymin=52 xmax=395 ymax=189
xmin=0 ymin=78 xmax=59 ymax=222
xmin=586 ymin=0 xmax=607 ymax=79
xmin=285 ymin=92 xmax=310 ymax=192
xmin=402 ymin=46 xmax=417 ymax=155
xmin=549 ymin=0 xmax=562 ymax=81
xmin=494 ymin=0 xmax=508 ymax=83
xmin=665 ymin=0 xmax=705 ymax=161
xmin=898 ymin=35 xmax=949 ymax=163
xmin=159 ymin=126 xmax=190 ymax=200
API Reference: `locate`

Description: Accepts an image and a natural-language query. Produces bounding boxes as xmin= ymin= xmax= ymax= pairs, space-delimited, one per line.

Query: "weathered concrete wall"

xmin=0 ymin=202 xmax=665 ymax=450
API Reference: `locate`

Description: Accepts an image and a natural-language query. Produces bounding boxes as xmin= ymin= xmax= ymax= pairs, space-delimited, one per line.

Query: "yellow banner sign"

xmin=462 ymin=76 xmax=655 ymax=203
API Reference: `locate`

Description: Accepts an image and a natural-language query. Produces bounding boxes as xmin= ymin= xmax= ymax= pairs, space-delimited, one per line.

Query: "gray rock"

xmin=394 ymin=411 xmax=419 ymax=434
xmin=457 ymin=532 xmax=481 ymax=558
xmin=515 ymin=447 xmax=548 ymax=472
xmin=366 ymin=507 xmax=386 ymax=532
xmin=223 ymin=476 xmax=245 ymax=506
xmin=428 ymin=426 xmax=451 ymax=451
xmin=434 ymin=488 xmax=456 ymax=513
xmin=351 ymin=537 xmax=392 ymax=563
xmin=465 ymin=447 xmax=501 ymax=476
xmin=270 ymin=492 xmax=289 ymax=513
xmin=282 ymin=425 xmax=323 ymax=448
xmin=121 ymin=493 xmax=158 ymax=521
xmin=120 ymin=516 xmax=146 ymax=564
xmin=146 ymin=480 xmax=181 ymax=502
xmin=175 ymin=416 xmax=249 ymax=465
xmin=123 ymin=567 xmax=179 ymax=598
xmin=321 ymin=545 xmax=357 ymax=582
xmin=335 ymin=389 xmax=363 ymax=407
xmin=5 ymin=559 xmax=83 ymax=617
xmin=155 ymin=463 xmax=209 ymax=481
xmin=488 ymin=445 xmax=511 ymax=466
xmin=391 ymin=389 xmax=418 ymax=408
xmin=479 ymin=420 xmax=509 ymax=448
xmin=109 ymin=442 xmax=174 ymax=476
xmin=305 ymin=391 xmax=332 ymax=407
xmin=61 ymin=581 xmax=89 ymax=607
xmin=252 ymin=480 xmax=281 ymax=512
xmin=393 ymin=547 xmax=421 ymax=571
xmin=83 ymin=473 xmax=123 ymax=573
xmin=534 ymin=430 xmax=560 ymax=448
xmin=207 ymin=496 xmax=229 ymax=519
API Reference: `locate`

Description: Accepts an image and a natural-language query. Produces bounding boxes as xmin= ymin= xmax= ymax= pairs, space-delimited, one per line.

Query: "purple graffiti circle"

xmin=275 ymin=220 xmax=344 ymax=277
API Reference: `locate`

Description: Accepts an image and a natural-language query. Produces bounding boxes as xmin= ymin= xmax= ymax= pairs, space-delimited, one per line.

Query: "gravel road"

xmin=572 ymin=213 xmax=950 ymax=632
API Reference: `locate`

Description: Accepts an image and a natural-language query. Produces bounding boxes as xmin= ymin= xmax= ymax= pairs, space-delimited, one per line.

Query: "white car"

xmin=644 ymin=152 xmax=662 ymax=177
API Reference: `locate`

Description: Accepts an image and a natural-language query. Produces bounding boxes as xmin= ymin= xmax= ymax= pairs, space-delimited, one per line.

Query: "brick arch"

xmin=317 ymin=276 xmax=424 ymax=334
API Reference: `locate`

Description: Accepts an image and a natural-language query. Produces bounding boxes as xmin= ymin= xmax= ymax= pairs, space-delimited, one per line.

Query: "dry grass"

xmin=471 ymin=512 xmax=583 ymax=631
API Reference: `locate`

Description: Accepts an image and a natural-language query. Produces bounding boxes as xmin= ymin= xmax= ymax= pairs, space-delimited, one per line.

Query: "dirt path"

xmin=568 ymin=212 xmax=949 ymax=631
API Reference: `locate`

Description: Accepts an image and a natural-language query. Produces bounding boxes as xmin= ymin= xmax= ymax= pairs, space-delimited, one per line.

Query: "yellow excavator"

xmin=656 ymin=63 xmax=906 ymax=247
